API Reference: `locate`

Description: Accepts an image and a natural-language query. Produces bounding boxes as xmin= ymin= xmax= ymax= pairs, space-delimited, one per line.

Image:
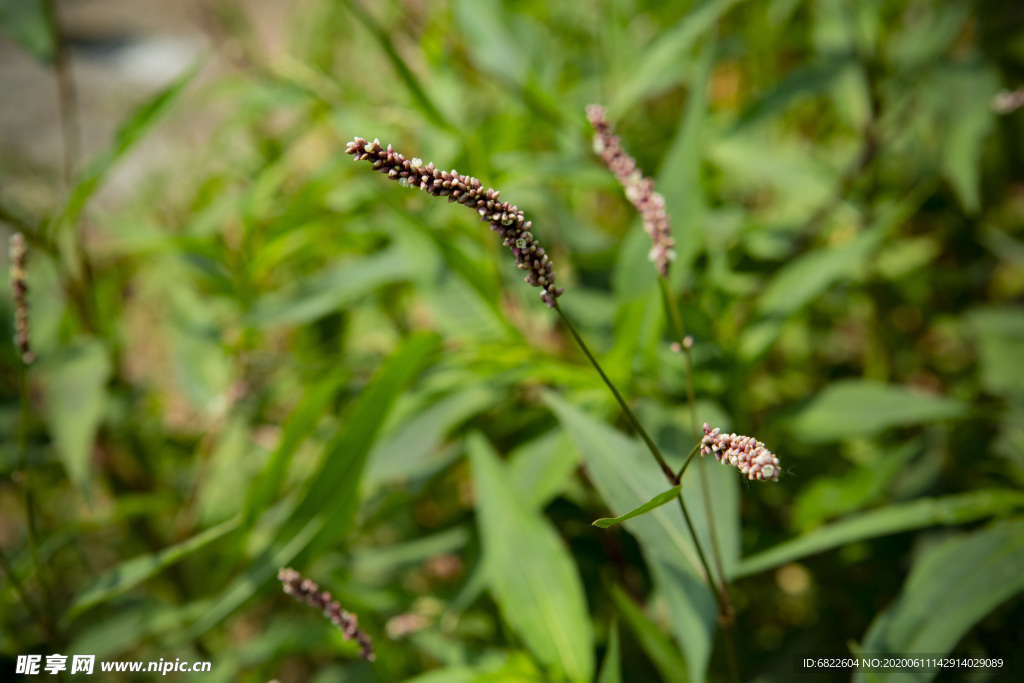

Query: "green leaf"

xmin=178 ymin=517 xmax=322 ymax=645
xmin=281 ymin=332 xmax=441 ymax=554
xmin=855 ymin=517 xmax=1024 ymax=683
xmin=169 ymin=289 xmax=232 ymax=409
xmin=608 ymin=0 xmax=744 ymax=118
xmin=936 ymin=65 xmax=998 ymax=214
xmin=184 ymin=334 xmax=440 ymax=640
xmin=508 ymin=430 xmax=581 ymax=511
xmin=54 ymin=62 xmax=199 ymax=235
xmin=365 ymin=384 xmax=499 ymax=492
xmin=791 ymin=440 xmax=921 ymax=532
xmin=593 ymin=484 xmax=682 ymax=528
xmin=40 ymin=337 xmax=112 ymax=490
xmin=68 ymin=601 xmax=210 ymax=661
xmin=246 ymin=248 xmax=413 ymax=327
xmin=195 ymin=418 xmax=253 ymax=525
xmin=648 ymin=557 xmax=715 ymax=682
xmin=735 ymin=490 xmax=1024 ymax=578
xmin=733 ymin=56 xmax=854 ymax=131
xmin=709 ymin=135 xmax=838 ymax=224
xmin=340 ymin=0 xmax=453 ymax=130
xmin=402 ymin=667 xmax=477 ymax=683
xmin=544 ymin=393 xmax=702 ymax=574
xmin=755 ymin=227 xmax=881 ymax=318
xmin=609 ymin=585 xmax=688 ymax=683
xmin=791 ymin=379 xmax=968 ymax=442
xmin=0 ymin=0 xmax=52 ymax=62
xmin=469 ymin=434 xmax=594 ymax=683
xmin=747 ymin=182 xmax=933 ymax=354
xmin=351 ymin=527 xmax=469 ymax=578
xmin=66 ymin=517 xmax=241 ymax=620
xmin=545 ymin=393 xmax=714 ymax=682
xmin=965 ymin=307 xmax=1024 ymax=398
xmin=685 ymin=455 xmax=742 ymax=580
xmin=596 ymin=621 xmax=622 ymax=683
xmin=453 ymin=0 xmax=526 ymax=83
xmin=243 ymin=371 xmax=348 ymax=526
xmin=426 ymin=232 xmax=518 ymax=338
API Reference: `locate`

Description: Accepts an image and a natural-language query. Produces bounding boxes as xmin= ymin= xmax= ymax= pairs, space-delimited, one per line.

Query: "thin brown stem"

xmin=43 ymin=0 xmax=80 ymax=187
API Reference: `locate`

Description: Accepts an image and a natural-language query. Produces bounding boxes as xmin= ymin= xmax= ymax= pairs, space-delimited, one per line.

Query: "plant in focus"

xmin=3 ymin=1 xmax=1024 ymax=682
xmin=348 ymin=117 xmax=785 ymax=680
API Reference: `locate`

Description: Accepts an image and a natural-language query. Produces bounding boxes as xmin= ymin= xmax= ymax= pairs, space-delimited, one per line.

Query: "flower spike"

xmin=8 ymin=233 xmax=33 ymax=364
xmin=586 ymin=104 xmax=676 ymax=277
xmin=347 ymin=137 xmax=564 ymax=308
xmin=700 ymin=423 xmax=780 ymax=482
xmin=278 ymin=567 xmax=375 ymax=661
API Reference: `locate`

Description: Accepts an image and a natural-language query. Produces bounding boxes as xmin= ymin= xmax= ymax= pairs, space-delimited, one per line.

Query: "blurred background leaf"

xmin=0 ymin=0 xmax=52 ymax=63
xmin=856 ymin=517 xmax=1024 ymax=683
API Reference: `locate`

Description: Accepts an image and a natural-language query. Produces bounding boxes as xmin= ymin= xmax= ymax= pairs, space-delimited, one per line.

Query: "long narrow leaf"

xmin=183 ymin=334 xmax=439 ymax=639
xmin=596 ymin=621 xmax=622 ymax=683
xmin=280 ymin=332 xmax=441 ymax=555
xmin=40 ymin=337 xmax=111 ymax=492
xmin=544 ymin=393 xmax=703 ymax=575
xmin=67 ymin=517 xmax=241 ymax=619
xmin=593 ymin=485 xmax=682 ymax=528
xmin=545 ymin=393 xmax=715 ymax=681
xmin=245 ymin=248 xmax=412 ymax=327
xmin=608 ymin=0 xmax=744 ymax=118
xmin=54 ymin=62 xmax=200 ymax=235
xmin=469 ymin=434 xmax=594 ymax=683
xmin=242 ymin=371 xmax=348 ymax=526
xmin=657 ymin=36 xmax=714 ymax=270
xmin=179 ymin=516 xmax=322 ymax=644
xmin=735 ymin=490 xmax=1024 ymax=578
xmin=341 ymin=0 xmax=452 ymax=130
xmin=854 ymin=517 xmax=1024 ymax=683
xmin=649 ymin=558 xmax=715 ymax=683
xmin=790 ymin=380 xmax=968 ymax=442
xmin=609 ymin=585 xmax=687 ymax=683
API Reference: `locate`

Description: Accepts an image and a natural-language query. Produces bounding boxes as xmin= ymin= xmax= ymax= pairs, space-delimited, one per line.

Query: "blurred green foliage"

xmin=2 ymin=0 xmax=1024 ymax=681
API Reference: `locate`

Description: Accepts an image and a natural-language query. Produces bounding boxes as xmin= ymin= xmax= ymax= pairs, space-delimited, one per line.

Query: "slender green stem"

xmin=555 ymin=302 xmax=729 ymax=631
xmin=658 ymin=276 xmax=733 ymax=618
xmin=677 ymin=442 xmax=700 ymax=480
xmin=555 ymin=303 xmax=678 ymax=484
xmin=675 ymin=494 xmax=726 ymax=612
xmin=557 ymin=292 xmax=736 ymax=679
xmin=658 ymin=277 xmax=699 ymax=442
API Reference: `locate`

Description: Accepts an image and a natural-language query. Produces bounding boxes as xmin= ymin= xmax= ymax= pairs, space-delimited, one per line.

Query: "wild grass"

xmin=2 ymin=1 xmax=1024 ymax=681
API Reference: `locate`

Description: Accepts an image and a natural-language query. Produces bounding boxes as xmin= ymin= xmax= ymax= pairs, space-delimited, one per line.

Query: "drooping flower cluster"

xmin=586 ymin=104 xmax=676 ymax=277
xmin=8 ymin=232 xmax=33 ymax=364
xmin=700 ymin=423 xmax=780 ymax=482
xmin=278 ymin=567 xmax=375 ymax=661
xmin=346 ymin=137 xmax=564 ymax=308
